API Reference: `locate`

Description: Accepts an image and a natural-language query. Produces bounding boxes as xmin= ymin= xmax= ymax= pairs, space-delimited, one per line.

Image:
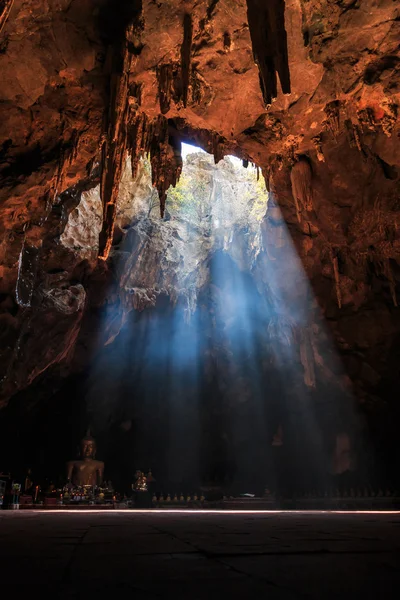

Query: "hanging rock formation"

xmin=246 ymin=0 xmax=291 ymax=106
xmin=290 ymin=156 xmax=313 ymax=222
xmin=0 ymin=0 xmax=13 ymax=34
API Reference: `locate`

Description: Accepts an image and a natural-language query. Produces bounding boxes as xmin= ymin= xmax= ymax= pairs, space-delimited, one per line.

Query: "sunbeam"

xmin=83 ymin=143 xmax=361 ymax=500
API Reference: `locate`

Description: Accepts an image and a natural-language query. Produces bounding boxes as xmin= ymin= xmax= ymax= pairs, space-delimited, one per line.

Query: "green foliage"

xmin=242 ymin=167 xmax=269 ymax=221
xmin=163 ymin=154 xmax=268 ymax=224
xmin=251 ymin=178 xmax=269 ymax=221
xmin=167 ymin=169 xmax=210 ymax=222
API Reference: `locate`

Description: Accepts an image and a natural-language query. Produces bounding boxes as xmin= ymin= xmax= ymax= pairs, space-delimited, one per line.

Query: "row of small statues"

xmin=296 ymin=488 xmax=399 ymax=498
xmin=152 ymin=493 xmax=206 ymax=504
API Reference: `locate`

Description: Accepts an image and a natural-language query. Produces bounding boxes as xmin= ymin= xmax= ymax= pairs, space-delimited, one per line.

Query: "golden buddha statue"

xmin=66 ymin=434 xmax=104 ymax=487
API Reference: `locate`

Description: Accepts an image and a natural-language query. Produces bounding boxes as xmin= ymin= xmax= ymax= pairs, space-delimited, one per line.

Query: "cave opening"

xmin=87 ymin=142 xmax=275 ymax=495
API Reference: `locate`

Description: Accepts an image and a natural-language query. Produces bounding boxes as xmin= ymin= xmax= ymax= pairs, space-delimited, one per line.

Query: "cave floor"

xmin=1 ymin=510 xmax=399 ymax=598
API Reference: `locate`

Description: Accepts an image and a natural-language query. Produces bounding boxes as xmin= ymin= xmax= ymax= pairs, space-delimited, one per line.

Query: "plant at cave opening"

xmin=166 ymin=168 xmax=210 ymax=223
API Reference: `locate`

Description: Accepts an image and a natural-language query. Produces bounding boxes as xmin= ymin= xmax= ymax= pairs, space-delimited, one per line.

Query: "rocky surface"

xmin=111 ymin=152 xmax=265 ymax=319
xmin=0 ymin=1 xmax=399 ymax=486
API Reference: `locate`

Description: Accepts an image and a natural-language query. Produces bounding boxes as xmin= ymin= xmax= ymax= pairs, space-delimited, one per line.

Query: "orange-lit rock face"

xmin=0 ymin=0 xmax=398 ymax=459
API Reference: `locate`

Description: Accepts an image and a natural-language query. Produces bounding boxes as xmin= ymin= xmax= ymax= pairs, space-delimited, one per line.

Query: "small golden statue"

xmin=66 ymin=433 xmax=104 ymax=487
xmin=132 ymin=470 xmax=148 ymax=492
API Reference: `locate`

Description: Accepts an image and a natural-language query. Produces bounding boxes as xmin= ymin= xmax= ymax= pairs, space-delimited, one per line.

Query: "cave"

xmin=0 ymin=0 xmax=400 ymax=596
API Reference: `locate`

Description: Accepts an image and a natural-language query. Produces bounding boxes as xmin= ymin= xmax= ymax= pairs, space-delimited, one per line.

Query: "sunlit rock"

xmin=110 ymin=150 xmax=268 ymax=325
xmin=60 ymin=187 xmax=103 ymax=262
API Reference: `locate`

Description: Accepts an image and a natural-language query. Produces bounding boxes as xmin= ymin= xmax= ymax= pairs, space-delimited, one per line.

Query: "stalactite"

xmin=154 ymin=147 xmax=182 ymax=218
xmin=381 ymin=102 xmax=397 ymax=137
xmin=324 ymin=100 xmax=341 ymax=137
xmin=332 ymin=253 xmax=342 ymax=309
xmin=263 ymin=167 xmax=271 ymax=191
xmin=128 ymin=112 xmax=148 ymax=178
xmin=353 ymin=124 xmax=363 ymax=152
xmin=98 ymin=28 xmax=134 ymax=261
xmin=181 ymin=13 xmax=193 ymax=108
xmin=312 ymin=135 xmax=325 ymax=162
xmin=290 ymin=157 xmax=313 ymax=222
xmin=0 ymin=0 xmax=13 ymax=34
xmin=211 ymin=132 xmax=225 ymax=164
xmin=157 ymin=17 xmax=214 ymax=113
xmin=97 ymin=4 xmax=144 ymax=260
xmin=245 ymin=0 xmax=291 ymax=106
xmin=127 ymin=113 xmax=184 ymax=217
xmin=344 ymin=119 xmax=363 ymax=152
xmin=357 ymin=107 xmax=376 ymax=131
xmin=190 ymin=68 xmax=215 ymax=107
xmin=145 ymin=116 xmax=182 ymax=217
xmin=156 ymin=64 xmax=175 ymax=114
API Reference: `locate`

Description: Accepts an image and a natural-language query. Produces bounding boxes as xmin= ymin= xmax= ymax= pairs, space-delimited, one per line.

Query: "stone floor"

xmin=1 ymin=510 xmax=399 ymax=598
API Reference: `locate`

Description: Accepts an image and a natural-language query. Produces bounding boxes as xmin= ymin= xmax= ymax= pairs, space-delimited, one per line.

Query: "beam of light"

xmin=252 ymin=187 xmax=362 ymax=493
xmin=83 ymin=143 xmax=364 ymax=497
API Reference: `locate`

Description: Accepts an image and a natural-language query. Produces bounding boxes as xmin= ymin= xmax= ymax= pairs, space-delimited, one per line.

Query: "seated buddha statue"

xmin=66 ymin=434 xmax=104 ymax=487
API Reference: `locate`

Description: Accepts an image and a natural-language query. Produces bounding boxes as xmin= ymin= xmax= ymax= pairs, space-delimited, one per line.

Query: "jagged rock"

xmin=104 ymin=152 xmax=267 ymax=339
xmin=290 ymin=157 xmax=313 ymax=221
xmin=60 ymin=188 xmax=103 ymax=262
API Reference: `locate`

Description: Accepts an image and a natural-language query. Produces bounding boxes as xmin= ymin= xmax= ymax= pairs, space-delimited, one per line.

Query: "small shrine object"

xmin=132 ymin=470 xmax=148 ymax=492
xmin=61 ymin=482 xmax=115 ymax=505
xmin=11 ymin=482 xmax=21 ymax=509
xmin=132 ymin=470 xmax=151 ymax=508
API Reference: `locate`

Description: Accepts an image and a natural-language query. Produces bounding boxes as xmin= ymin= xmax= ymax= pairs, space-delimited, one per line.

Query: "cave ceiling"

xmin=0 ymin=0 xmax=399 ymax=409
